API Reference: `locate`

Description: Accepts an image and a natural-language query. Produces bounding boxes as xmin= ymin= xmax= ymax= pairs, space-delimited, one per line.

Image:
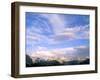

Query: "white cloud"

xmin=75 ymin=46 xmax=89 ymax=59
xmin=50 ymin=24 xmax=89 ymax=42
xmin=40 ymin=14 xmax=89 ymax=41
xmin=26 ymin=27 xmax=52 ymax=43
xmin=30 ymin=46 xmax=89 ymax=61
xmin=31 ymin=46 xmax=56 ymax=60
xmin=77 ymin=30 xmax=89 ymax=39
xmin=51 ymin=32 xmax=75 ymax=42
xmin=39 ymin=14 xmax=66 ymax=34
xmin=26 ymin=14 xmax=89 ymax=56
xmin=26 ymin=14 xmax=89 ymax=46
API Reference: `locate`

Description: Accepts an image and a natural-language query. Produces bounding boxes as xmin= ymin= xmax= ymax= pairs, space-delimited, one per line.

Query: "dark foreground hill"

xmin=26 ymin=55 xmax=90 ymax=67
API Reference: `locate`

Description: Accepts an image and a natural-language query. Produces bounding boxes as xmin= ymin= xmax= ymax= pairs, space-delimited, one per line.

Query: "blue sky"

xmin=25 ymin=12 xmax=90 ymax=61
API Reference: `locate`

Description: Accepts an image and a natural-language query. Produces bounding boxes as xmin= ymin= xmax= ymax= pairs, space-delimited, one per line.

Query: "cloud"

xmin=39 ymin=14 xmax=89 ymax=40
xmin=26 ymin=13 xmax=89 ymax=44
xmin=77 ymin=30 xmax=89 ymax=39
xmin=75 ymin=46 xmax=89 ymax=59
xmin=39 ymin=14 xmax=66 ymax=34
xmin=31 ymin=46 xmax=56 ymax=60
xmin=26 ymin=26 xmax=53 ymax=43
xmin=52 ymin=46 xmax=89 ymax=60
xmin=50 ymin=25 xmax=89 ymax=42
xmin=26 ymin=13 xmax=90 ymax=56
xmin=31 ymin=46 xmax=89 ymax=61
xmin=50 ymin=32 xmax=75 ymax=42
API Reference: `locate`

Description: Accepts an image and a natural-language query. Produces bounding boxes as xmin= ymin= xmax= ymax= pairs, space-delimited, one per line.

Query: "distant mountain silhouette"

xmin=26 ymin=55 xmax=90 ymax=67
xmin=64 ymin=60 xmax=80 ymax=65
xmin=63 ymin=58 xmax=89 ymax=65
xmin=26 ymin=54 xmax=33 ymax=67
xmin=29 ymin=58 xmax=61 ymax=67
xmin=79 ymin=58 xmax=89 ymax=64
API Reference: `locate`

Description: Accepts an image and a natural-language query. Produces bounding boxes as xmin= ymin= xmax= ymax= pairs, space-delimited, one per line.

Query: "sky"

xmin=25 ymin=12 xmax=90 ymax=61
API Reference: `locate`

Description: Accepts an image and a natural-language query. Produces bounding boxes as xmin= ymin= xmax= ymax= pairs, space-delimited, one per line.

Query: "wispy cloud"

xmin=39 ymin=14 xmax=66 ymax=34
xmin=26 ymin=12 xmax=90 ymax=59
xmin=51 ymin=24 xmax=89 ymax=42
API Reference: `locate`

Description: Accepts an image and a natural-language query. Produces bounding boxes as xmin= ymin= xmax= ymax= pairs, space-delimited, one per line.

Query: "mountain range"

xmin=26 ymin=54 xmax=89 ymax=67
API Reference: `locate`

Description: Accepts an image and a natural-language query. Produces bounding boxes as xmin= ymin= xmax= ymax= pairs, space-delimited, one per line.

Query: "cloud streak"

xmin=51 ymin=24 xmax=89 ymax=42
xmin=26 ymin=12 xmax=90 ymax=60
